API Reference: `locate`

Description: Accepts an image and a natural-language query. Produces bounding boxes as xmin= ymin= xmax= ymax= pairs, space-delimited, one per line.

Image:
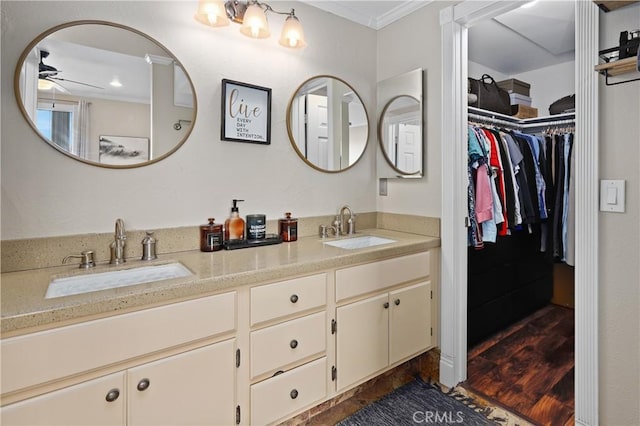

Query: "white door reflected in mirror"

xmin=287 ymin=75 xmax=369 ymax=173
xmin=379 ymin=95 xmax=422 ymax=175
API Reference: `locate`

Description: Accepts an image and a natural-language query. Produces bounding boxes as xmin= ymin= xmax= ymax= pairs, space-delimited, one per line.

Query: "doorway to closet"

xmin=464 ymin=4 xmax=576 ymax=422
xmin=439 ymin=1 xmax=600 ymax=425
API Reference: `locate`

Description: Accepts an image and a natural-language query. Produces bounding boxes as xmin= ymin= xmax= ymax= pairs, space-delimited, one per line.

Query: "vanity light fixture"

xmin=194 ymin=0 xmax=307 ymax=48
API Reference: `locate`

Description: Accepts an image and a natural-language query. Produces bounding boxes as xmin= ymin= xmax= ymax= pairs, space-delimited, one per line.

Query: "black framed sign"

xmin=221 ymin=79 xmax=272 ymax=144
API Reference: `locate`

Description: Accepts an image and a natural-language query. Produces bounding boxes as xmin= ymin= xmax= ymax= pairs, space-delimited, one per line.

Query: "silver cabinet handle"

xmin=137 ymin=378 xmax=150 ymax=392
xmin=290 ymin=294 xmax=299 ymax=303
xmin=105 ymin=388 xmax=120 ymax=402
xmin=290 ymin=339 xmax=298 ymax=349
xmin=290 ymin=389 xmax=298 ymax=399
xmin=394 ymin=299 xmax=400 ymax=306
xmin=383 ymin=302 xmax=389 ymax=309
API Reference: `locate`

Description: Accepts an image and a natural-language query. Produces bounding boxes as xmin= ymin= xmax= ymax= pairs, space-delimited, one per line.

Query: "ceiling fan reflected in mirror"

xmin=38 ymin=50 xmax=104 ymax=91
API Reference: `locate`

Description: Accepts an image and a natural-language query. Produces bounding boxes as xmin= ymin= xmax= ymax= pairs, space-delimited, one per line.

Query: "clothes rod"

xmin=468 ymin=113 xmax=519 ymax=128
xmin=520 ymin=118 xmax=575 ymax=129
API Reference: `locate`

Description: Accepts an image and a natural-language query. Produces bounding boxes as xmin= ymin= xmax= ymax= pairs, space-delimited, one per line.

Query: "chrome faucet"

xmin=338 ymin=205 xmax=356 ymax=235
xmin=109 ymin=218 xmax=127 ymax=264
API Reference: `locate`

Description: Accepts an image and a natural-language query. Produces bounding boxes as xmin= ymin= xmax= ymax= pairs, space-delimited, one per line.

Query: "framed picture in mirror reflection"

xmin=99 ymin=135 xmax=149 ymax=166
xmin=221 ymin=79 xmax=271 ymax=145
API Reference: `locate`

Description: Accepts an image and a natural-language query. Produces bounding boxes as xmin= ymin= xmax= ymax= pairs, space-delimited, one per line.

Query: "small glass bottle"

xmin=279 ymin=212 xmax=298 ymax=242
xmin=200 ymin=218 xmax=223 ymax=252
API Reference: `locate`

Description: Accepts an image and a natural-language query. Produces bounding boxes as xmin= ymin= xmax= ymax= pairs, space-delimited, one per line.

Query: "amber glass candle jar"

xmin=279 ymin=212 xmax=298 ymax=242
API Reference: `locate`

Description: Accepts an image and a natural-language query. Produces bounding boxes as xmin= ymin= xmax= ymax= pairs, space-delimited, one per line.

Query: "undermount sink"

xmin=46 ymin=262 xmax=193 ymax=299
xmin=323 ymin=235 xmax=396 ymax=250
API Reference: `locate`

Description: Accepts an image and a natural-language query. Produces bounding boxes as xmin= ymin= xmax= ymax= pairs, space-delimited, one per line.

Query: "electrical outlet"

xmin=379 ymin=178 xmax=388 ymax=196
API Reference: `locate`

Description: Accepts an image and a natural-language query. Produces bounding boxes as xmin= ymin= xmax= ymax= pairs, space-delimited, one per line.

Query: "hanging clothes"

xmin=467 ymin=121 xmax=575 ymax=264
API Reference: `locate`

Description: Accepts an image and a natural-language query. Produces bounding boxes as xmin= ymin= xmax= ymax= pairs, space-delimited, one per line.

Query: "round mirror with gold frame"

xmin=14 ymin=20 xmax=197 ymax=168
xmin=286 ymin=75 xmax=369 ymax=173
xmin=378 ymin=95 xmax=422 ymax=176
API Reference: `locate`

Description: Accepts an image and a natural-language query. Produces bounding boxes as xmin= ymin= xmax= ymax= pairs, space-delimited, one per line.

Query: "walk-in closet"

xmin=463 ymin=2 xmax=576 ymax=424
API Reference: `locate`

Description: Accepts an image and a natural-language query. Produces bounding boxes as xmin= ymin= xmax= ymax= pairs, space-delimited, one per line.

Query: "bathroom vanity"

xmin=0 ymin=229 xmax=439 ymax=425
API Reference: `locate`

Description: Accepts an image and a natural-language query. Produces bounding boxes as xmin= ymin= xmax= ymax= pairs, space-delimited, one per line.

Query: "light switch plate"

xmin=600 ymin=180 xmax=625 ymax=212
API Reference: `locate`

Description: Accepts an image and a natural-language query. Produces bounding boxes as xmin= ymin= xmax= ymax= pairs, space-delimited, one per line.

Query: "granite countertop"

xmin=1 ymin=229 xmax=439 ymax=336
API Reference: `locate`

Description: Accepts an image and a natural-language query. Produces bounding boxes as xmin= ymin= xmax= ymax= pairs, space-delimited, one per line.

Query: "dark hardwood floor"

xmin=465 ymin=304 xmax=575 ymax=426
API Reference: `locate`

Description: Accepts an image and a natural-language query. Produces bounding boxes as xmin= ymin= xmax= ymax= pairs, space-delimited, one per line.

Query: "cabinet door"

xmin=127 ymin=339 xmax=236 ymax=426
xmin=1 ymin=372 xmax=125 ymax=426
xmin=336 ymin=293 xmax=389 ymax=391
xmin=389 ymin=281 xmax=431 ymax=364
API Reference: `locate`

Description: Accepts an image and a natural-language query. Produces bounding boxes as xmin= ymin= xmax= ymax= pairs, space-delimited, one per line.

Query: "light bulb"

xmin=240 ymin=4 xmax=270 ymax=39
xmin=194 ymin=0 xmax=229 ymax=27
xmin=279 ymin=14 xmax=306 ymax=48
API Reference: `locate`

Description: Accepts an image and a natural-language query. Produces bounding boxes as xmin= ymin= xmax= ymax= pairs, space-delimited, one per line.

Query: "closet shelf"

xmin=594 ymin=57 xmax=640 ymax=86
xmin=468 ymin=106 xmax=574 ymax=130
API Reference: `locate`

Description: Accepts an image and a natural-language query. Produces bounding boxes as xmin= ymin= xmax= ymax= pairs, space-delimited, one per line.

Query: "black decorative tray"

xmin=223 ymin=234 xmax=283 ymax=250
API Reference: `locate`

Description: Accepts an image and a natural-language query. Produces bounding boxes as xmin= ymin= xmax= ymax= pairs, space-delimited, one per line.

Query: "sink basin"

xmin=46 ymin=262 xmax=193 ymax=299
xmin=323 ymin=235 xmax=396 ymax=250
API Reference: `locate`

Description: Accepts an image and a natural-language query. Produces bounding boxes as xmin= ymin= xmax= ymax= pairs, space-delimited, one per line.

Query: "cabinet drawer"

xmin=251 ymin=312 xmax=326 ymax=379
xmin=1 ymin=292 xmax=236 ymax=395
xmin=251 ymin=274 xmax=326 ymax=325
xmin=336 ymin=252 xmax=429 ymax=302
xmin=251 ymin=357 xmax=327 ymax=426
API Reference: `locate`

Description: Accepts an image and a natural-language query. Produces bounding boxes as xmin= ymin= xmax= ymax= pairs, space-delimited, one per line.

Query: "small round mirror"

xmin=286 ymin=75 xmax=369 ymax=173
xmin=14 ymin=21 xmax=197 ymax=168
xmin=378 ymin=95 xmax=422 ymax=175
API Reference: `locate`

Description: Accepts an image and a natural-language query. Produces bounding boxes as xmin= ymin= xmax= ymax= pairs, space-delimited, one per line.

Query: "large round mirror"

xmin=378 ymin=95 xmax=422 ymax=175
xmin=14 ymin=21 xmax=196 ymax=168
xmin=286 ymin=75 xmax=369 ymax=173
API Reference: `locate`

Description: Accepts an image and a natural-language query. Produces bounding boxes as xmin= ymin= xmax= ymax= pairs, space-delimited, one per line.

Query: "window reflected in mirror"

xmin=14 ymin=21 xmax=196 ymax=168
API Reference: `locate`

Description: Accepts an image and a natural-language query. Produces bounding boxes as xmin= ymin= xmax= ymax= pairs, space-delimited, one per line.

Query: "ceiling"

xmin=303 ymin=0 xmax=576 ymax=75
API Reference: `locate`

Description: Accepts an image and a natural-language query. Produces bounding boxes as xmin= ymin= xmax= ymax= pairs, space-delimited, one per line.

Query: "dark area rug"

xmin=337 ymin=378 xmax=499 ymax=426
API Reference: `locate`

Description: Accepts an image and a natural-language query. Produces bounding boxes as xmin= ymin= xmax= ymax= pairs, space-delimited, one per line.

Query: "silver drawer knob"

xmin=105 ymin=388 xmax=120 ymax=402
xmin=290 ymin=389 xmax=298 ymax=399
xmin=290 ymin=339 xmax=298 ymax=349
xmin=137 ymin=378 xmax=150 ymax=392
xmin=290 ymin=294 xmax=299 ymax=303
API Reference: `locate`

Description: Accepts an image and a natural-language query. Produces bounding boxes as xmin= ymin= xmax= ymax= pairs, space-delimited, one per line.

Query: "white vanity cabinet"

xmin=127 ymin=339 xmax=236 ymax=425
xmin=334 ymin=252 xmax=432 ymax=391
xmin=1 ymin=292 xmax=237 ymax=426
xmin=248 ymin=273 xmax=329 ymax=425
xmin=1 ymin=340 xmax=236 ymax=426
xmin=1 ymin=372 xmax=126 ymax=426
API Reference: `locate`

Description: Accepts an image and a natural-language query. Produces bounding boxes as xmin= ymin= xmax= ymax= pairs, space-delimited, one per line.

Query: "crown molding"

xmin=301 ymin=1 xmax=433 ymax=30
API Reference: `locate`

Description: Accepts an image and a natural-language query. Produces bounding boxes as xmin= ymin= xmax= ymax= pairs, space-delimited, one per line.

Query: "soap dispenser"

xmin=225 ymin=199 xmax=245 ymax=241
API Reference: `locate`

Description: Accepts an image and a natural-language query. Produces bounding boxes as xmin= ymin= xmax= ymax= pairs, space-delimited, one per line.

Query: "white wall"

xmin=375 ymin=2 xmax=444 ymax=218
xmin=0 ymin=1 xmax=378 ymax=239
xmin=513 ymin=61 xmax=575 ymax=114
xmin=598 ymin=4 xmax=640 ymax=425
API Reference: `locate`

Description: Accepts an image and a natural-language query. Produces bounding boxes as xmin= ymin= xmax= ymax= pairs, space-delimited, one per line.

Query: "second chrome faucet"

xmin=320 ymin=205 xmax=357 ymax=238
xmin=110 ymin=218 xmax=127 ymax=264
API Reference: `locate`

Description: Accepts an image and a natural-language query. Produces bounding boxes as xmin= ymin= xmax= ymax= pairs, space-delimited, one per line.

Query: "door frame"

xmin=439 ymin=1 xmax=600 ymax=425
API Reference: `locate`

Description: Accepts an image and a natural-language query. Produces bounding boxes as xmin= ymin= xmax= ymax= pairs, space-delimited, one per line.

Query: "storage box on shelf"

xmin=497 ymin=78 xmax=531 ymax=96
xmin=509 ymin=93 xmax=532 ymax=107
xmin=512 ymin=104 xmax=538 ymax=119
